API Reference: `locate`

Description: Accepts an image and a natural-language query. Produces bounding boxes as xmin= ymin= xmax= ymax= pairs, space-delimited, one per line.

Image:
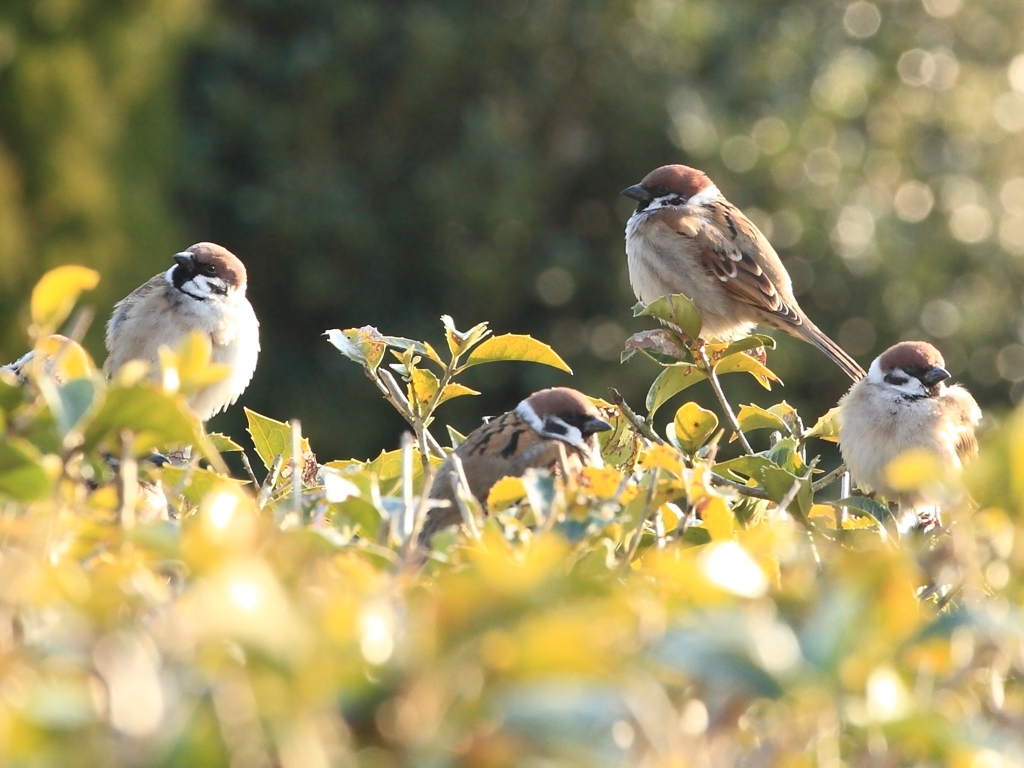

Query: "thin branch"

xmin=608 ymin=387 xmax=665 ymax=445
xmin=448 ymin=453 xmax=482 ymax=541
xmin=710 ymin=473 xmax=772 ymax=500
xmin=238 ymin=450 xmax=260 ymax=487
xmin=812 ymin=462 xmax=849 ymax=492
xmin=376 ymin=369 xmax=445 ymax=457
xmin=698 ymin=346 xmax=753 ymax=455
xmin=290 ymin=419 xmax=303 ymax=521
xmin=256 ymin=454 xmax=283 ymax=509
xmin=118 ymin=430 xmax=137 ymax=531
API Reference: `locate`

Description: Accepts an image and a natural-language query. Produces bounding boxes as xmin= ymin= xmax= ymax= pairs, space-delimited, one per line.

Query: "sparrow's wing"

xmin=105 ymin=275 xmax=164 ymax=351
xmin=947 ymin=385 xmax=982 ymax=462
xmin=103 ymin=274 xmax=167 ymax=376
xmin=662 ymin=203 xmax=802 ymax=324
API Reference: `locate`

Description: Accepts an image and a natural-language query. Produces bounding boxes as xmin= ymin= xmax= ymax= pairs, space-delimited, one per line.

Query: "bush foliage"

xmin=1 ymin=268 xmax=1021 ymax=767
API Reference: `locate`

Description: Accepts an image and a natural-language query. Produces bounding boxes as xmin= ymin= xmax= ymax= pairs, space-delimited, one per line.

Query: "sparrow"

xmin=104 ymin=242 xmax=260 ymax=422
xmin=837 ymin=341 xmax=981 ymax=528
xmin=420 ymin=387 xmax=612 ymax=543
xmin=622 ymin=164 xmax=865 ymax=381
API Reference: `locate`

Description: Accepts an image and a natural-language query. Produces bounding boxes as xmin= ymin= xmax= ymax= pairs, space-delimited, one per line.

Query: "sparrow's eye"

xmin=884 ymin=372 xmax=909 ymax=386
xmin=199 ymin=263 xmax=217 ymax=277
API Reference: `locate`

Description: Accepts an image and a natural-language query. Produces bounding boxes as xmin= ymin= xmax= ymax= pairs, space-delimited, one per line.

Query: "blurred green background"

xmin=2 ymin=0 xmax=1023 ymax=461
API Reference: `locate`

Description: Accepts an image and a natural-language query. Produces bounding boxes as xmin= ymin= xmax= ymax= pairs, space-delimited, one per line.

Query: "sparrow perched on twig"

xmin=420 ymin=387 xmax=612 ymax=543
xmin=622 ymin=164 xmax=864 ymax=381
xmin=104 ymin=242 xmax=260 ymax=422
xmin=837 ymin=341 xmax=981 ymax=529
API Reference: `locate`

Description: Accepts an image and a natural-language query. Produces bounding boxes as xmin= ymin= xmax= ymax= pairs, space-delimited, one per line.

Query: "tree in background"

xmin=3 ymin=0 xmax=1024 ymax=461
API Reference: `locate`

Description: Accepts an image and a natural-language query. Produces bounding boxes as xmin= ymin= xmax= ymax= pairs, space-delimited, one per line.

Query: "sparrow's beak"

xmin=921 ymin=365 xmax=951 ymax=387
xmin=583 ymin=417 xmax=613 ymax=437
xmin=173 ymin=252 xmax=196 ymax=273
xmin=621 ymin=183 xmax=652 ymax=204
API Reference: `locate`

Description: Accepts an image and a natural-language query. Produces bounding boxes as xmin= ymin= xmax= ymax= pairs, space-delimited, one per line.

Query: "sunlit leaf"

xmin=736 ymin=404 xmax=790 ymax=435
xmin=669 ymin=402 xmax=718 ymax=453
xmin=435 ymin=383 xmax=480 ymax=407
xmin=579 ymin=466 xmax=635 ymax=501
xmin=324 ymin=327 xmax=387 ymax=371
xmin=409 ymin=367 xmax=440 ymax=411
xmin=381 ymin=335 xmax=444 ymax=366
xmin=161 ymin=465 xmax=248 ymax=505
xmin=245 ymin=408 xmax=310 ymax=472
xmin=634 ymin=294 xmax=703 ymax=340
xmin=462 ymin=334 xmax=572 ymax=373
xmin=884 ymin=449 xmax=943 ymax=491
xmin=639 ymin=444 xmax=684 ymax=476
xmin=30 ymin=265 xmax=100 ymax=335
xmin=208 ymin=432 xmax=244 ymax=453
xmin=807 ymin=406 xmax=842 ymax=442
xmin=83 ymin=386 xmax=201 ymax=457
xmin=702 ymin=496 xmax=735 ymax=540
xmin=487 ymin=476 xmax=529 ymax=509
xmin=645 ymin=363 xmax=706 ymax=417
xmin=715 ymin=350 xmax=779 ymax=389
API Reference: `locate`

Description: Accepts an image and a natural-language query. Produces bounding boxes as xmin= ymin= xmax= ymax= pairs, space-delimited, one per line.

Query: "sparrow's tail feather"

xmin=798 ymin=322 xmax=866 ymax=382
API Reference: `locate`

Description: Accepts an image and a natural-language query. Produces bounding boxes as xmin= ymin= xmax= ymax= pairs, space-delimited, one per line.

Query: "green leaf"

xmin=446 ymin=425 xmax=466 ymax=448
xmin=831 ymin=496 xmax=898 ymax=530
xmin=634 ymin=294 xmax=703 ymax=340
xmin=461 ymin=333 xmax=572 ymax=373
xmin=765 ymin=436 xmax=805 ymax=475
xmin=82 ymin=386 xmax=201 ymax=457
xmin=380 ymin=335 xmax=444 ymax=366
xmin=160 ymin=465 xmax=248 ymax=505
xmin=245 ymin=408 xmax=310 ymax=472
xmin=714 ymin=455 xmax=777 ymax=483
xmin=30 ymin=265 xmax=100 ymax=334
xmin=324 ymin=327 xmax=387 ymax=372
xmin=0 ymin=376 xmax=23 ymax=410
xmin=208 ymin=432 xmax=245 ymax=453
xmin=759 ymin=466 xmax=812 ymax=520
xmin=0 ymin=438 xmax=54 ymax=500
xmin=645 ymin=364 xmax=707 ymax=418
xmin=49 ymin=378 xmax=99 ymax=443
xmin=736 ymin=404 xmax=792 ymax=436
xmin=669 ymin=402 xmax=718 ymax=453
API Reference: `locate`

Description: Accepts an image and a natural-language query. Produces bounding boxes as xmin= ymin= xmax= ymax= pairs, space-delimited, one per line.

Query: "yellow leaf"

xmin=579 ymin=466 xmax=636 ymax=502
xmin=701 ymin=496 xmax=735 ymax=541
xmin=486 ymin=476 xmax=528 ymax=509
xmin=639 ymin=444 xmax=684 ymax=476
xmin=26 ymin=335 xmax=96 ymax=381
xmin=715 ymin=351 xmax=779 ymax=389
xmin=462 ymin=334 xmax=572 ymax=373
xmin=807 ymin=406 xmax=842 ymax=442
xmin=409 ymin=367 xmax=440 ymax=409
xmin=884 ymin=449 xmax=943 ymax=491
xmin=30 ymin=265 xmax=100 ymax=335
xmin=670 ymin=401 xmax=718 ymax=453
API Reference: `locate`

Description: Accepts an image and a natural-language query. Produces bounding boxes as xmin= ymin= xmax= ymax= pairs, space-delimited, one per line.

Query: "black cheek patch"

xmin=543 ymin=419 xmax=568 ymax=436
